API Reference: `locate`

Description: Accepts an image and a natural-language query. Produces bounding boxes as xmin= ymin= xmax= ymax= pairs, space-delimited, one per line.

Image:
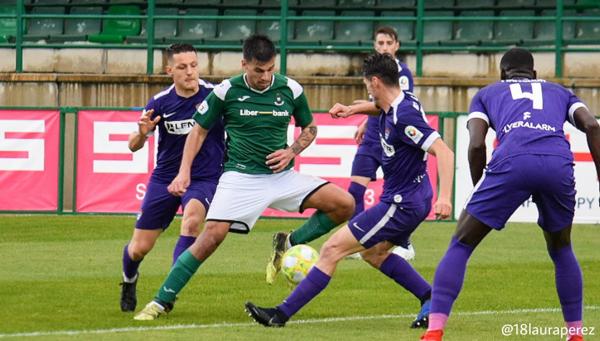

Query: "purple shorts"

xmin=348 ymin=200 xmax=430 ymax=249
xmin=351 ymin=143 xmax=382 ymax=180
xmin=466 ymin=154 xmax=575 ymax=232
xmin=135 ymin=179 xmax=218 ymax=230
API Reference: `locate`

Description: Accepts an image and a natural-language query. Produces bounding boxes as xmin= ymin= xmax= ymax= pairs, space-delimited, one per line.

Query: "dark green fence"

xmin=2 ymin=0 xmax=600 ymax=76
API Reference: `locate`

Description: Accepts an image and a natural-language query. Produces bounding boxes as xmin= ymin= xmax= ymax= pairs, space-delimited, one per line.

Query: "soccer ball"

xmin=281 ymin=244 xmax=319 ymax=285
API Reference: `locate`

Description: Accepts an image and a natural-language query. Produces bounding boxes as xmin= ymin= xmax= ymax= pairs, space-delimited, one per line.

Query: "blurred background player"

xmin=245 ymin=53 xmax=454 ymax=329
xmin=333 ymin=26 xmax=416 ymax=261
xmin=421 ymin=48 xmax=600 ymax=341
xmin=120 ymin=44 xmax=225 ymax=312
xmin=133 ymin=35 xmax=354 ymax=320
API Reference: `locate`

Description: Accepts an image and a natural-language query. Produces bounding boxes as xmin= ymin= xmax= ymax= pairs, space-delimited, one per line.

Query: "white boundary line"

xmin=0 ymin=306 xmax=598 ymax=339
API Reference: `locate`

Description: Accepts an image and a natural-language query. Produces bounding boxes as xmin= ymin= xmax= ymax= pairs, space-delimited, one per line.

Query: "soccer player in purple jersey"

xmin=332 ymin=26 xmax=418 ymax=261
xmin=245 ymin=53 xmax=454 ymax=329
xmin=120 ymin=44 xmax=225 ymax=312
xmin=421 ymin=48 xmax=600 ymax=341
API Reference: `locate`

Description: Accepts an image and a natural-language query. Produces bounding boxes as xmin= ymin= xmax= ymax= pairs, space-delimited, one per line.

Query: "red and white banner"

xmin=74 ymin=111 xmax=440 ymax=218
xmin=263 ymin=114 xmax=440 ymax=219
xmin=0 ymin=110 xmax=60 ymax=211
xmin=454 ymin=115 xmax=599 ymax=223
xmin=76 ymin=110 xmax=156 ymax=213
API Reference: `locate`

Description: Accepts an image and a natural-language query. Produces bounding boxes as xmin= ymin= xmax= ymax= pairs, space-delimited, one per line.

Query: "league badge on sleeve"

xmin=196 ymin=100 xmax=209 ymax=115
xmin=405 ymin=125 xmax=424 ymax=144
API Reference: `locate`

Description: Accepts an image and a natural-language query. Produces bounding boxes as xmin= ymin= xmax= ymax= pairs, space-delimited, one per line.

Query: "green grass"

xmin=0 ymin=215 xmax=598 ymax=340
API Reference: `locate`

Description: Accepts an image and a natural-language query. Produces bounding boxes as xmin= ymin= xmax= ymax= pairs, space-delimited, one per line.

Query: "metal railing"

xmin=3 ymin=0 xmax=600 ymax=76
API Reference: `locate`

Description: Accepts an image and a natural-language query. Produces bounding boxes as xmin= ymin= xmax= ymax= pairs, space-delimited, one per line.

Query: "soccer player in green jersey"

xmin=134 ymin=35 xmax=354 ymax=320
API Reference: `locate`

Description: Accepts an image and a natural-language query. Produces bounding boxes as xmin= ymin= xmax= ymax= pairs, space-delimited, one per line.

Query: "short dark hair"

xmin=166 ymin=43 xmax=197 ymax=60
xmin=363 ymin=53 xmax=399 ymax=87
xmin=243 ymin=34 xmax=276 ymax=63
xmin=500 ymin=47 xmax=535 ymax=79
xmin=374 ymin=26 xmax=398 ymax=42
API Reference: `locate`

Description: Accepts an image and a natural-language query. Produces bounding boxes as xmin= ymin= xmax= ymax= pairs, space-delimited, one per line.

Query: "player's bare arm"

xmin=427 ymin=138 xmax=454 ymax=219
xmin=266 ymin=121 xmax=317 ymax=173
xmin=329 ymin=101 xmax=379 ymax=118
xmin=168 ymin=123 xmax=209 ymax=196
xmin=128 ymin=109 xmax=161 ymax=152
xmin=466 ymin=118 xmax=489 ymax=185
xmin=573 ymin=107 xmax=600 ymax=199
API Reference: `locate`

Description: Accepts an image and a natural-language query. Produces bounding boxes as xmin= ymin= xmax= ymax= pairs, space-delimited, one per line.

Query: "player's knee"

xmin=180 ymin=218 xmax=202 ymax=236
xmin=334 ymin=191 xmax=355 ymax=220
xmin=319 ymin=239 xmax=345 ymax=265
xmin=360 ymin=249 xmax=388 ymax=268
xmin=128 ymin=241 xmax=152 ymax=260
xmin=200 ymin=222 xmax=227 ymax=248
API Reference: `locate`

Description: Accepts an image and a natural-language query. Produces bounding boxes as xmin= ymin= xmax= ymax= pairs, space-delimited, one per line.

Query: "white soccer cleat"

xmin=392 ymin=243 xmax=416 ymax=261
xmin=133 ymin=301 xmax=166 ymax=321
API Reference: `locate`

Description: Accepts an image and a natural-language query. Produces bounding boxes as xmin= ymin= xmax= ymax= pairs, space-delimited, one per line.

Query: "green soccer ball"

xmin=281 ymin=244 xmax=319 ymax=285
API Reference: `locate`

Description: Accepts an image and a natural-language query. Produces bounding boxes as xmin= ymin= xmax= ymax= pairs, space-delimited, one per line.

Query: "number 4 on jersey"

xmin=509 ymin=83 xmax=543 ymax=110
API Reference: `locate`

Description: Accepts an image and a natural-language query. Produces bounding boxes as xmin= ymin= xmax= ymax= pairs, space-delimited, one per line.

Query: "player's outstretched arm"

xmin=467 ymin=118 xmax=489 ymax=185
xmin=329 ymin=101 xmax=380 ymax=118
xmin=266 ymin=121 xmax=317 ymax=173
xmin=128 ymin=109 xmax=160 ymax=152
xmin=573 ymin=107 xmax=600 ymax=197
xmin=427 ymin=138 xmax=454 ymax=219
xmin=168 ymin=123 xmax=209 ymax=196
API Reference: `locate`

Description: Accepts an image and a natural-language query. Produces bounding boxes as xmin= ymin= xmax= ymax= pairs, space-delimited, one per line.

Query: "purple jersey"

xmin=146 ymin=79 xmax=225 ymax=183
xmin=379 ymin=91 xmax=440 ymax=205
xmin=362 ymin=60 xmax=414 ymax=147
xmin=468 ymin=79 xmax=585 ymax=165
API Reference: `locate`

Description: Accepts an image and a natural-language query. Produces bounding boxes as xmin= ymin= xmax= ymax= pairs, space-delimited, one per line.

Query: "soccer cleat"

xmin=392 ymin=241 xmax=416 ymax=261
xmin=266 ymin=232 xmax=289 ymax=284
xmin=420 ymin=329 xmax=443 ymax=341
xmin=120 ymin=274 xmax=138 ymax=312
xmin=133 ymin=301 xmax=173 ymax=321
xmin=411 ymin=299 xmax=431 ymax=329
xmin=244 ymin=301 xmax=288 ymax=327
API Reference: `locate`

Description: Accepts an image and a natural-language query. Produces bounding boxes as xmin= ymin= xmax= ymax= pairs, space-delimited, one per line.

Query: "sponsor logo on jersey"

xmin=405 ymin=125 xmax=424 ymax=144
xmin=502 ymin=120 xmax=556 ymax=134
xmin=164 ymin=119 xmax=195 ymax=135
xmin=163 ymin=111 xmax=177 ymax=118
xmin=239 ymin=109 xmax=289 ymax=117
xmin=523 ymin=111 xmax=532 ymax=120
xmin=196 ymin=100 xmax=209 ymax=115
xmin=237 ymin=95 xmax=251 ymax=102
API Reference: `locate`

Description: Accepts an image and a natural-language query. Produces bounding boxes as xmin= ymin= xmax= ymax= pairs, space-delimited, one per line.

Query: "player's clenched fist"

xmin=138 ymin=109 xmax=161 ymax=136
xmin=329 ymin=103 xmax=353 ymax=119
xmin=433 ymin=198 xmax=452 ymax=220
xmin=168 ymin=172 xmax=190 ymax=196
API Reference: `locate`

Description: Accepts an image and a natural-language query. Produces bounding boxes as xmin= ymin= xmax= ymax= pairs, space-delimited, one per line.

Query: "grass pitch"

xmin=0 ymin=215 xmax=598 ymax=340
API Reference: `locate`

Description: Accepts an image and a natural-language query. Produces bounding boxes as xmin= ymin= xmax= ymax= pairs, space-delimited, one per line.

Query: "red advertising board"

xmin=75 ymin=111 xmax=439 ymax=219
xmin=0 ymin=110 xmax=60 ymax=211
xmin=76 ymin=110 xmax=155 ymax=213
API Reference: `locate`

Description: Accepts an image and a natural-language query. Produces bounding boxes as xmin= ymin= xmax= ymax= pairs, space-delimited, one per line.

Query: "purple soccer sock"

xmin=430 ymin=237 xmax=475 ymax=317
xmin=173 ymin=235 xmax=196 ymax=265
xmin=122 ymin=244 xmax=141 ymax=280
xmin=348 ymin=182 xmax=366 ymax=219
xmin=549 ymin=245 xmax=583 ymax=323
xmin=278 ymin=266 xmax=331 ymax=318
xmin=379 ymin=253 xmax=431 ymax=301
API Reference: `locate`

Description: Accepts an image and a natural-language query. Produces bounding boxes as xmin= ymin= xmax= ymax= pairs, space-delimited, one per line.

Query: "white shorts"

xmin=206 ymin=170 xmax=328 ymax=233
